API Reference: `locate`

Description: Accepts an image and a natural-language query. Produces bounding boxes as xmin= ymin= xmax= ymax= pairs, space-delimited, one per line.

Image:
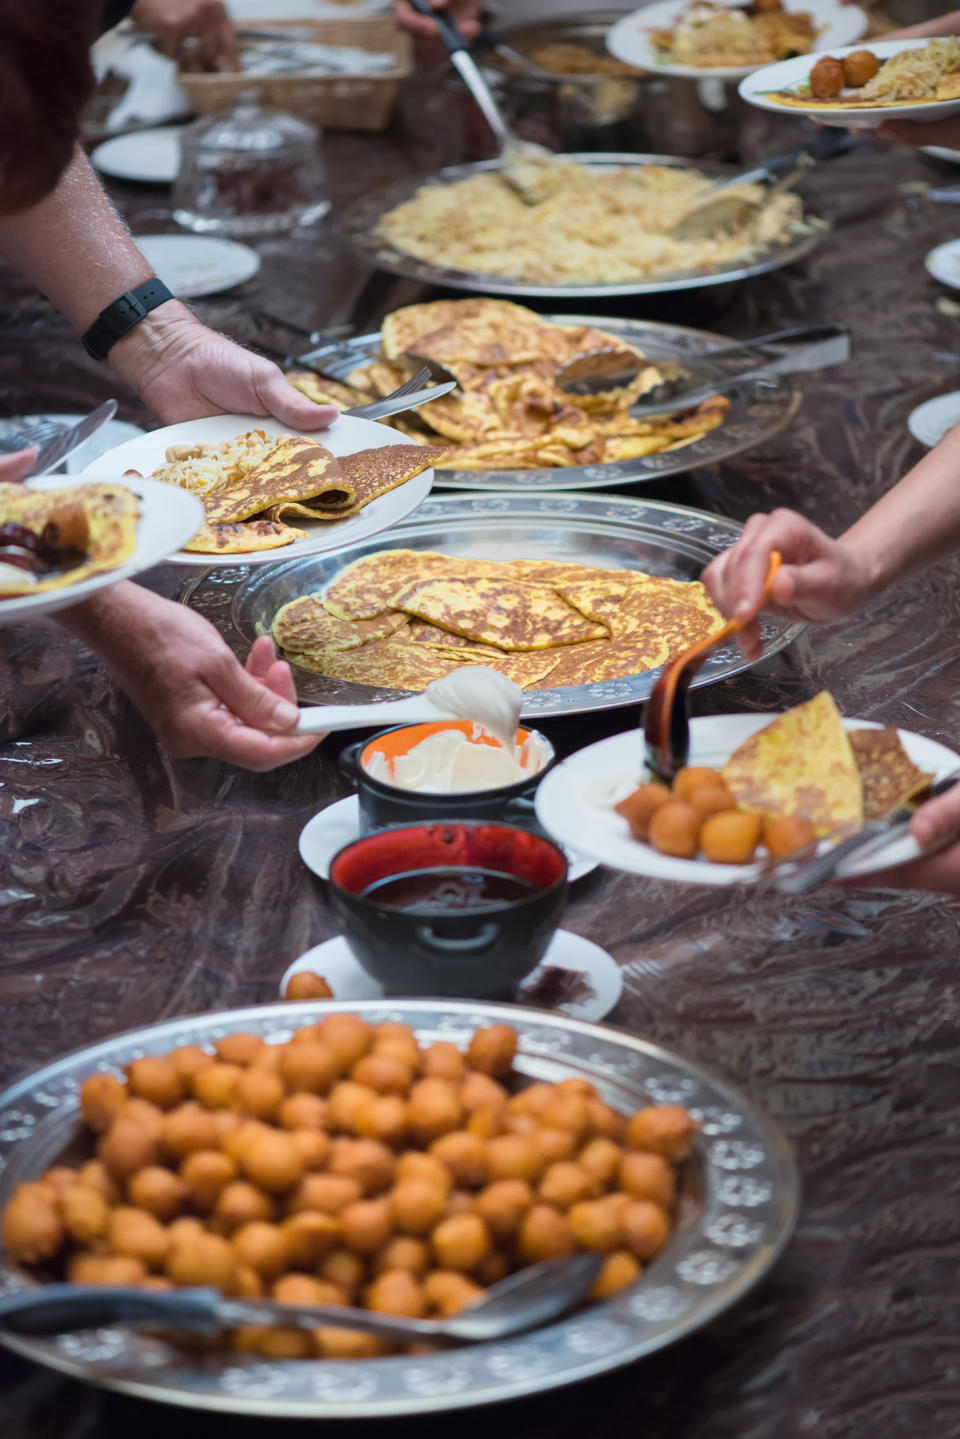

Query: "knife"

xmin=27 ymin=400 xmax=118 ymax=478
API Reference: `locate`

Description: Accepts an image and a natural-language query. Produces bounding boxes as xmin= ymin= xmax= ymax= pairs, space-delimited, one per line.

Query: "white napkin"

xmin=92 ymin=28 xmax=192 ymax=131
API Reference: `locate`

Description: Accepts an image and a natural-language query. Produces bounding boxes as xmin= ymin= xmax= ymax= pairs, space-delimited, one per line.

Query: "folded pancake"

xmin=284 ymin=372 xmax=371 ymax=410
xmin=265 ymin=444 xmax=445 ymax=524
xmin=539 ymin=631 xmax=671 ymax=687
xmin=323 ymin=550 xmax=511 ymax=621
xmin=560 ymin=573 xmax=724 ymax=653
xmin=722 ymin=691 xmax=863 ymax=836
xmin=200 ymin=436 xmax=351 ymax=526
xmin=848 ymin=728 xmax=934 ymax=819
xmin=305 ymin=633 xmax=468 ymax=688
xmin=0 ymin=482 xmax=138 ymax=596
xmin=272 ymin=594 xmax=408 ymax=656
xmin=405 ymin=620 xmax=505 ymax=657
xmin=183 ymin=517 xmax=308 ymax=554
xmin=392 ymin=577 xmax=609 ymax=651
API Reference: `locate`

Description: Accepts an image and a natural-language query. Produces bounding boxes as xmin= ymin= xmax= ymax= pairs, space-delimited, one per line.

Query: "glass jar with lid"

xmin=172 ymin=92 xmax=329 ymax=236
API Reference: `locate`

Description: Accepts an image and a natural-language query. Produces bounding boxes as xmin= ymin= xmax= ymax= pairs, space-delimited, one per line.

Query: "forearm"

xmin=57 ymin=581 xmax=156 ymax=654
xmin=882 ymin=12 xmax=960 ymax=39
xmin=841 ymin=425 xmax=960 ymax=593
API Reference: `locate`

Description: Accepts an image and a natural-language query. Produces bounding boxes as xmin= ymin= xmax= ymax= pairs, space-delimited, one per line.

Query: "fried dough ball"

xmin=540 ymin=1092 xmax=590 ymax=1140
xmin=60 ymin=1184 xmax=111 ymax=1245
xmin=842 ymin=48 xmax=879 ymax=87
xmin=68 ymin=1253 xmax=146 ymax=1286
xmin=539 ymin=1161 xmax=599 ymax=1209
xmin=627 ymin=1105 xmax=697 ymax=1161
xmin=421 ymin=1042 xmax=466 ymax=1082
xmin=354 ymin=1094 xmax=408 ymax=1147
xmin=79 ymin=1159 xmax=121 ymax=1204
xmin=619 ymin=1152 xmax=677 ymax=1207
xmin=282 ymin=1212 xmax=341 ymax=1268
xmin=168 ymin=1216 xmax=206 ymax=1243
xmin=568 ymin=1199 xmax=622 ymax=1252
xmin=474 ymin=1179 xmax=534 ymax=1242
xmin=233 ymin=1264 xmax=264 ymax=1299
xmin=80 ymin=1073 xmax=127 ymax=1132
xmin=467 ymin=1025 xmax=517 ymax=1078
xmin=213 ymin=1110 xmax=244 ymax=1144
xmin=192 ymin=1062 xmax=243 ymax=1110
xmin=579 ymin=1138 xmax=623 ymax=1188
xmin=285 ymin=971 xmax=333 ymax=1001
xmin=373 ymin=1038 xmax=422 ymax=1077
xmin=279 ymin=1093 xmax=330 ymax=1132
xmin=648 ymin=800 xmax=700 ymax=859
xmin=445 ymin=1189 xmax=474 ymax=1217
xmin=330 ymin=1138 xmax=395 ymax=1195
xmin=328 ymin=1081 xmax=379 ymax=1133
xmin=586 ymin=1100 xmax=627 ymax=1143
xmin=509 ymin=1083 xmax=553 ymax=1118
xmin=375 ymin=1022 xmax=420 ymax=1056
xmin=700 ymin=809 xmax=763 ymax=864
xmin=373 ymin=1235 xmax=430 ymax=1277
xmin=168 ymin=1045 xmax=215 ymax=1084
xmin=614 ymin=782 xmax=671 ymax=840
xmin=408 ymin=1079 xmax=464 ymax=1145
xmin=241 ymin=1132 xmax=303 ymax=1194
xmin=317 ymin=1014 xmax=374 ymax=1069
xmin=160 ymin=1104 xmax=220 ymax=1160
xmin=589 ymin=1250 xmax=641 ymax=1300
xmin=430 ymin=1131 xmax=489 ymax=1188
xmin=121 ymin=1098 xmax=165 ymax=1137
xmin=467 ymin=1106 xmax=509 ymax=1140
xmin=315 ymin=1327 xmax=385 ymax=1360
xmin=391 ymin=1179 xmax=448 ymax=1236
xmin=127 ymin=1057 xmax=183 ymax=1110
xmin=252 ymin=1325 xmax=315 ymax=1359
xmin=215 ymin=1181 xmax=275 ymax=1231
xmin=529 ymin=1127 xmax=577 ymax=1165
xmin=289 ymin=1173 xmax=362 ymax=1216
xmin=688 ymin=786 xmax=737 ymax=825
xmin=366 ymin=1269 xmax=427 ymax=1318
xmin=129 ymin=1167 xmax=186 ymax=1222
xmin=432 ymin=1213 xmax=491 ymax=1272
xmin=477 ymin=1250 xmax=509 ymax=1287
xmin=460 ymin=1072 xmax=508 ymax=1113
xmin=352 ymin=1052 xmax=414 ymax=1096
xmin=556 ymin=1077 xmax=597 ymax=1101
xmin=671 ymin=766 xmax=722 ymax=800
xmin=621 ymin=1199 xmax=671 ymax=1260
xmin=423 ymin=1270 xmax=484 ymax=1317
xmin=3 ymin=1185 xmax=64 ymax=1263
xmin=231 ymin=1221 xmax=290 ymax=1280
xmin=341 ymin=1198 xmax=393 ymax=1255
xmin=233 ymin=1069 xmax=285 ymax=1123
xmin=290 ymin=1128 xmax=332 ymax=1172
xmin=506 ymin=1112 xmax=537 ymax=1137
xmin=809 ymin=54 xmax=845 ymax=99
xmin=220 ymin=1119 xmax=271 ymax=1167
xmin=214 ymin=1033 xmax=264 ymax=1067
xmin=318 ymin=1246 xmax=365 ymax=1292
xmin=280 ymin=1042 xmax=340 ymax=1096
xmin=99 ymin=1117 xmax=161 ymax=1180
xmin=517 ymin=1203 xmax=575 ymax=1263
xmin=396 ymin=1151 xmax=452 ymax=1194
xmin=180 ymin=1150 xmax=237 ymax=1212
xmin=763 ymin=814 xmax=817 ymax=861
xmin=272 ymin=1273 xmax=344 ymax=1305
xmin=487 ymin=1133 xmax=545 ymax=1184
xmin=108 ymin=1207 xmax=170 ymax=1269
xmin=166 ymin=1230 xmax=237 ymax=1290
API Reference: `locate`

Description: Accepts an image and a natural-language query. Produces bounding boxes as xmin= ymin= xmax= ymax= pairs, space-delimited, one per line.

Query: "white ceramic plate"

xmin=0 ymin=415 xmax=144 ymax=474
xmin=0 ymin=473 xmax=202 ymax=623
xmin=922 ymin=145 xmax=960 ymax=163
xmin=134 ymin=235 xmax=260 ymax=299
xmin=740 ymin=39 xmax=960 ymax=128
xmin=535 ymin=714 xmax=960 ymax=887
xmin=91 ymin=125 xmax=184 ymax=184
xmin=298 ymin=795 xmax=599 ymax=885
xmin=279 ymin=929 xmax=623 ymax=1023
xmin=608 ymin=0 xmax=865 ymax=81
xmin=926 ymin=237 xmax=960 ymax=293
xmin=908 ymin=389 xmax=960 ymax=447
xmin=80 ymin=414 xmax=435 ymax=567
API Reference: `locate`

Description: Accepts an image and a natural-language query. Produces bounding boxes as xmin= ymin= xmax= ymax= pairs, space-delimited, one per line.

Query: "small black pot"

xmin=338 ymin=720 xmax=556 ymax=833
xmin=328 ymin=821 xmax=568 ymax=1001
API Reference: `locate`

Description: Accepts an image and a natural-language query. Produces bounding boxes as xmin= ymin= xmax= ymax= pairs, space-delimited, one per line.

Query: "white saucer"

xmin=0 ymin=415 xmax=144 ymax=474
xmin=134 ymin=234 xmax=261 ymax=300
xmin=298 ymin=795 xmax=598 ymax=885
xmin=926 ymin=238 xmax=960 ymax=293
xmin=908 ymin=391 xmax=960 ymax=448
xmin=279 ymin=929 xmax=623 ymax=1023
xmin=92 ymin=126 xmax=184 ymax=184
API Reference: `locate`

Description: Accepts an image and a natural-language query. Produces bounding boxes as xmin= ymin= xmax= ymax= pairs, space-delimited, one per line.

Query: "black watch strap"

xmin=82 ymin=279 xmax=174 ymax=361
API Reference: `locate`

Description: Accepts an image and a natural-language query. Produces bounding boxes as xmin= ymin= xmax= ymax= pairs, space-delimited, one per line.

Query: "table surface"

xmin=3 ymin=56 xmax=960 ymax=1439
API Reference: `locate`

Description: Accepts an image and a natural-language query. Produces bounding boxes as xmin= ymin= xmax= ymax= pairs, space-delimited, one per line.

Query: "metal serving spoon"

xmin=643 ymin=551 xmax=781 ymax=784
xmin=0 ymin=1255 xmax=602 ymax=1346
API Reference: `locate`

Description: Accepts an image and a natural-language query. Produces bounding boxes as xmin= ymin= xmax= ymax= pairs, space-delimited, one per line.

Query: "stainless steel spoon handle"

xmin=0 ymin=1284 xmax=224 ymax=1336
xmin=407 ymin=0 xmax=510 ymax=145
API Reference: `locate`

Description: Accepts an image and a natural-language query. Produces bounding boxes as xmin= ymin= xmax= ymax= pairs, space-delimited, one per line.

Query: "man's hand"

xmin=871 ymin=116 xmax=960 ymax=147
xmin=60 ymin=584 xmax=324 ymax=772
xmin=0 ymin=448 xmax=36 ymax=484
xmin=130 ymin=0 xmax=240 ymax=71
xmin=701 ymin=508 xmax=876 ymax=658
xmin=394 ymin=0 xmax=482 ymax=54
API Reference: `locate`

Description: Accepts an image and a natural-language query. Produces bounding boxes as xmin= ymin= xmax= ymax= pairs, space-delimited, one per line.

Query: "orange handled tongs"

xmin=643 ymin=551 xmax=781 ymax=784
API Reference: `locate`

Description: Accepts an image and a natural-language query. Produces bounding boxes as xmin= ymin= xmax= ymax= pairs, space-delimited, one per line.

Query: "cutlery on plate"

xmin=0 ymin=1254 xmax=602 ymax=1345
xmin=343 ymin=370 xmax=456 ymax=422
xmin=0 ymin=401 xmax=118 ymax=478
xmin=642 ymin=551 xmax=781 ymax=784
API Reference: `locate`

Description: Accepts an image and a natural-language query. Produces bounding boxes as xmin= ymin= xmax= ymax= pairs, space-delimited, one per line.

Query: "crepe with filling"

xmin=391 ymin=576 xmax=610 ymax=651
xmin=722 ymin=691 xmax=863 ymax=836
xmin=848 ymin=728 xmax=934 ymax=819
xmin=272 ymin=596 xmax=408 ymax=656
xmin=265 ymin=444 xmax=446 ymax=523
xmin=200 ymin=436 xmax=352 ymax=527
xmin=183 ymin=517 xmax=308 ymax=554
xmin=0 ymin=482 xmax=138 ymax=597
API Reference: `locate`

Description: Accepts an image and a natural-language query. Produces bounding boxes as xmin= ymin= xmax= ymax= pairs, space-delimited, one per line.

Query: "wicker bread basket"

xmin=178 ymin=16 xmax=412 ymax=132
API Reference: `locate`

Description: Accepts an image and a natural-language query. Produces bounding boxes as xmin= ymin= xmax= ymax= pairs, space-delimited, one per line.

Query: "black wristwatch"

xmin=81 ymin=279 xmax=175 ymax=361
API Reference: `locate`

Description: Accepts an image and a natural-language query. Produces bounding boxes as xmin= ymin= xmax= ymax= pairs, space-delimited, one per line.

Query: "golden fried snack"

xmin=672 ymin=766 xmax=724 ymax=800
xmin=432 ymin=1214 xmax=491 ymax=1271
xmin=619 ymin=1151 xmax=677 ymax=1207
xmin=99 ymin=1117 xmax=161 ymax=1180
xmin=842 ymin=48 xmax=879 ymax=86
xmin=809 ymin=55 xmax=845 ymax=98
xmin=241 ymin=1132 xmax=304 ymax=1194
xmin=615 ymin=783 xmax=671 ymax=840
xmin=215 ymin=1181 xmax=275 ymax=1231
xmin=539 ymin=1161 xmax=599 ymax=1209
xmin=280 ymin=1042 xmax=340 ymax=1096
xmin=366 ymin=1269 xmax=427 ymax=1317
xmin=79 ymin=1073 xmax=127 ymax=1132
xmin=341 ymin=1198 xmax=393 ymax=1255
xmin=649 ymin=800 xmax=700 ymax=859
xmin=279 ymin=1093 xmax=330 ymax=1131
xmin=60 ymin=1184 xmax=111 ymax=1245
xmin=192 ymin=1063 xmax=243 ymax=1110
xmin=127 ymin=1057 xmax=184 ymax=1110
xmin=688 ymin=785 xmax=737 ymax=824
xmin=108 ymin=1207 xmax=170 ymax=1270
xmin=568 ymin=1199 xmax=622 ymax=1253
xmin=316 ymin=1014 xmax=374 ymax=1068
xmin=486 ymin=1133 xmax=545 ymax=1185
xmin=282 ymin=1212 xmax=341 ymax=1268
xmin=3 ymin=1185 xmax=64 ymax=1263
xmin=234 ymin=1069 xmax=285 ymax=1122
xmin=423 ymin=1270 xmax=484 ymax=1316
xmin=180 ymin=1150 xmax=237 ymax=1211
xmin=474 ymin=1179 xmax=534 ymax=1241
xmin=421 ymin=1043 xmax=466 ymax=1082
xmin=166 ymin=1230 xmax=238 ymax=1290
xmin=330 ymin=1138 xmax=395 ymax=1195
xmin=429 ymin=1132 xmax=489 ymax=1188
xmin=355 ymin=1094 xmax=408 ymax=1146
xmin=518 ymin=1203 xmax=575 ymax=1262
xmin=589 ymin=1250 xmax=641 ymax=1300
xmin=285 ymin=971 xmax=334 ymax=1001
xmin=214 ymin=1034 xmax=265 ymax=1067
xmin=169 ymin=1046 xmax=215 ymax=1084
xmin=467 ymin=1025 xmax=517 ymax=1078
xmin=762 ymin=815 xmax=817 ymax=861
xmin=352 ymin=1052 xmax=414 ymax=1096
xmin=161 ymin=1104 xmax=221 ymax=1159
xmin=232 ymin=1221 xmax=290 ymax=1280
xmin=627 ymin=1105 xmax=697 ymax=1160
xmin=290 ymin=1128 xmax=332 ymax=1171
xmin=289 ymin=1172 xmax=362 ymax=1215
xmin=129 ymin=1166 xmax=187 ymax=1222
xmin=621 ymin=1199 xmax=671 ymax=1260
xmin=68 ymin=1253 xmax=147 ymax=1286
xmin=699 ymin=809 xmax=763 ymax=864
xmin=391 ymin=1179 xmax=448 ymax=1236
xmin=373 ymin=1235 xmax=430 ymax=1277
xmin=579 ymin=1138 xmax=622 ymax=1187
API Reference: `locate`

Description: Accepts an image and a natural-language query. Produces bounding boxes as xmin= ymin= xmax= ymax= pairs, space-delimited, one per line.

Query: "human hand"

xmin=109 ymin=304 xmax=338 ymax=431
xmin=702 ymin=508 xmax=875 ymax=659
xmin=846 ymin=784 xmax=960 ymax=895
xmin=60 ymin=584 xmax=324 ymax=771
xmin=394 ymin=0 xmax=482 ymax=46
xmin=0 ymin=448 xmax=37 ymax=484
xmin=869 ymin=115 xmax=960 ymax=147
xmin=130 ymin=0 xmax=240 ymax=71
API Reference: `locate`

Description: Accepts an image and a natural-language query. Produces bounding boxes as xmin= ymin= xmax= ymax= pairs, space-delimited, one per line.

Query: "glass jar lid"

xmin=182 ymin=92 xmax=319 ymax=160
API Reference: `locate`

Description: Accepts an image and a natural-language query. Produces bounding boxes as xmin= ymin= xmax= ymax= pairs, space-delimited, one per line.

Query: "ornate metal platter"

xmin=0 ymin=998 xmax=798 ymax=1418
xmin=177 ymin=493 xmax=804 ymax=716
xmin=337 ymin=152 xmax=823 ymax=300
xmin=295 ymin=313 xmax=801 ymax=493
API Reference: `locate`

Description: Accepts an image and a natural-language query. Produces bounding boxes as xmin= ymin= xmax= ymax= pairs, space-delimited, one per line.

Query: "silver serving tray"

xmin=337 ymin=152 xmax=823 ymax=300
xmin=177 ymin=492 xmax=804 ymax=716
xmin=0 ymin=999 xmax=798 ymax=1418
xmin=298 ymin=313 xmax=801 ymax=493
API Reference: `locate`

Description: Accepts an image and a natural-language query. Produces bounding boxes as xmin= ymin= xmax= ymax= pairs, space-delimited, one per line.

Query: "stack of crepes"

xmin=272 ymin=549 xmax=725 ymax=691
xmin=288 ymin=299 xmax=730 ymax=472
xmin=146 ymin=435 xmax=446 ymax=555
xmin=722 ymin=691 xmax=935 ymax=834
xmin=0 ymin=482 xmax=139 ymax=597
